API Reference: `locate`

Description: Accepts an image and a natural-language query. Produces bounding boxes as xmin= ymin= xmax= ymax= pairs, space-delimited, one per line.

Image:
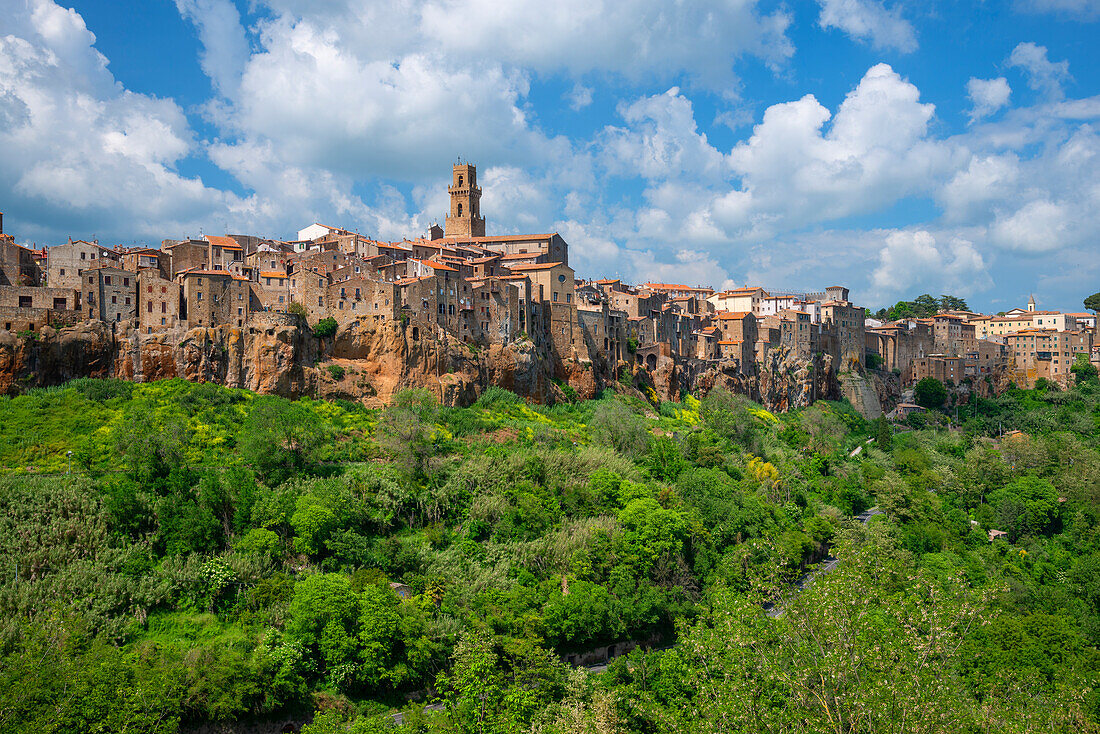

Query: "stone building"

xmin=83 ymin=267 xmax=137 ymax=324
xmin=48 ymin=240 xmax=120 ymax=292
xmin=180 ymin=271 xmax=251 ymax=328
xmin=138 ymin=270 xmax=182 ymax=333
xmin=0 ymin=237 xmax=42 ymax=287
xmin=328 ymin=276 xmax=397 ymax=326
xmin=120 ymin=248 xmax=171 ymax=280
xmin=820 ymin=301 xmax=866 ymax=367
xmin=1006 ymin=329 xmax=1093 ymax=387
xmin=163 ymin=239 xmax=211 ymax=277
xmin=444 ymin=163 xmax=486 ymax=237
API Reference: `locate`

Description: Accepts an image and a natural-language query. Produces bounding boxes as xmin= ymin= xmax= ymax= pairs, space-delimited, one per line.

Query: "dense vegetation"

xmin=871 ymin=293 xmax=970 ymax=320
xmin=1 ymin=376 xmax=1099 ymax=733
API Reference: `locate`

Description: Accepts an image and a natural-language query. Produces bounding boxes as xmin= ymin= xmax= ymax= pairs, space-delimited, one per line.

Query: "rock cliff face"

xmin=0 ymin=319 xmax=889 ymax=412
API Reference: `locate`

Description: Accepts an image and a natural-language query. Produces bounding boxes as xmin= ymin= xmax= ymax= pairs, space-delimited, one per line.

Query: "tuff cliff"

xmin=0 ymin=320 xmax=869 ymax=412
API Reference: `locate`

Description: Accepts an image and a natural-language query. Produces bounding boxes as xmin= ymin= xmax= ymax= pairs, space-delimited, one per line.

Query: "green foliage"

xmin=313 ymin=317 xmax=338 ymax=337
xmin=914 ymin=377 xmax=948 ymax=409
xmin=326 ymin=364 xmax=346 ymax=380
xmin=2 ymin=378 xmax=1100 ymax=731
xmin=239 ymin=396 xmax=326 ymax=483
xmin=877 ymin=293 xmax=969 ymax=320
xmin=1084 ymin=291 xmax=1100 ymax=314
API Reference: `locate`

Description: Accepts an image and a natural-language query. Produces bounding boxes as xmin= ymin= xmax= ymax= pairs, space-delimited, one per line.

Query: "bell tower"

xmin=444 ymin=162 xmax=485 ymax=237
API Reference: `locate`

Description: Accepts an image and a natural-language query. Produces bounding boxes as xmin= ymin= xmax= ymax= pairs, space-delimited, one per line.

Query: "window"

xmin=123 ymin=278 xmax=130 ymax=286
xmin=125 ymin=297 xmax=130 ymax=306
xmin=81 ymin=252 xmax=86 ymax=260
xmin=161 ymin=302 xmax=167 ymax=313
xmin=278 ymin=295 xmax=285 ymax=304
xmin=112 ymin=296 xmax=117 ymax=304
xmin=197 ymin=292 xmax=203 ymax=301
xmin=105 ymin=276 xmax=112 ymax=285
xmin=60 ymin=268 xmax=65 ymax=276
xmin=318 ymin=296 xmax=323 ymax=306
xmin=458 ymin=174 xmax=463 ymax=186
xmin=147 ymin=302 xmax=153 ymax=313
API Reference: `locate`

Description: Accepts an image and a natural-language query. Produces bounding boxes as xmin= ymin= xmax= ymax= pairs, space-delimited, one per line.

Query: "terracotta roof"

xmin=594 ymin=278 xmax=620 ymax=285
xmin=205 ymin=235 xmax=242 ymax=250
xmin=260 ymin=271 xmax=287 ymax=279
xmin=505 ymin=262 xmax=564 ymax=271
xmin=718 ymin=340 xmax=743 ymax=345
xmin=181 ymin=269 xmax=236 ymax=277
xmin=412 ymin=258 xmax=456 ymax=272
xmin=431 ymin=233 xmax=556 ymax=244
xmin=717 ymin=311 xmax=751 ymax=320
xmin=642 ymin=282 xmax=710 ymax=291
xmin=499 ymin=252 xmax=543 ymax=260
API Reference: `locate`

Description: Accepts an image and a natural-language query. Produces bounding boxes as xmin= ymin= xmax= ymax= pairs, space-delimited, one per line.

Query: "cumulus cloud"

xmin=1008 ymin=42 xmax=1071 ymax=98
xmin=871 ymin=230 xmax=991 ymax=300
xmin=967 ymin=77 xmax=1011 ymax=122
xmin=817 ymin=0 xmax=917 ymax=53
xmin=720 ymin=64 xmax=950 ymax=233
xmin=600 ymin=89 xmax=727 ymax=182
xmin=0 ymin=0 xmax=237 ymax=242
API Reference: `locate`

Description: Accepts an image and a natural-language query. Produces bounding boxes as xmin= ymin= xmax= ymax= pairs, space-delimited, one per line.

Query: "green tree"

xmin=313 ymin=317 xmax=338 ymax=337
xmin=286 ymin=574 xmax=362 ymax=678
xmin=1083 ymin=291 xmax=1100 ymax=314
xmin=239 ymin=397 xmax=325 ymax=484
xmin=914 ymin=377 xmax=948 ymax=409
xmin=440 ymin=632 xmax=506 ymax=734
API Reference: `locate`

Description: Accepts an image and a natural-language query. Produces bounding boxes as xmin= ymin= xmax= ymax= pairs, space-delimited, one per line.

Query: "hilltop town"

xmin=1 ymin=163 xmax=1097 ymax=412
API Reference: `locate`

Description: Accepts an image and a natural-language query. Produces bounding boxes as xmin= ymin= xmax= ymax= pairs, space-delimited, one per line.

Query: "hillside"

xmin=1 ymin=377 xmax=1099 ymax=733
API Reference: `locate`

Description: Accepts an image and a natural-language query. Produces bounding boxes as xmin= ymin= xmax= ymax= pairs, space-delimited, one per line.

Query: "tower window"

xmin=458 ymin=174 xmax=463 ymax=187
xmin=457 ymin=203 xmax=463 ymax=217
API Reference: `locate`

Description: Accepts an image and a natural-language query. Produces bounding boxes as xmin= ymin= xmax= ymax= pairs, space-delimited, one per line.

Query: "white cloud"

xmin=174 ymin=0 xmax=250 ymax=96
xmin=418 ymin=0 xmax=793 ymax=91
xmin=967 ymin=77 xmax=1011 ymax=122
xmin=817 ymin=0 xmax=917 ymax=53
xmin=1008 ymin=42 xmax=1071 ymax=98
xmin=567 ymin=83 xmax=593 ymax=111
xmin=600 ymin=88 xmax=727 ymax=182
xmin=1015 ymin=0 xmax=1100 ymax=20
xmin=939 ymin=154 xmax=1021 ymax=223
xmin=871 ymin=230 xmax=991 ymax=301
xmin=0 ymin=0 xmax=239 ymax=242
xmin=720 ymin=64 xmax=950 ymax=233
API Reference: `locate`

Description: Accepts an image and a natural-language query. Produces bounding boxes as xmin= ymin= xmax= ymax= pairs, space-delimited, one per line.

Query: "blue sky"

xmin=1 ymin=0 xmax=1098 ymax=312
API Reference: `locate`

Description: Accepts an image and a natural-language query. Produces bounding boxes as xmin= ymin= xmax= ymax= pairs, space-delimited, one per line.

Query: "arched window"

xmin=457 ymin=203 xmax=463 ymax=217
xmin=458 ymin=174 xmax=464 ymax=187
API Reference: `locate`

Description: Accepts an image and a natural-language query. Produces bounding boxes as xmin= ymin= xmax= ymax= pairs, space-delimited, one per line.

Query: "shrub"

xmin=474 ymin=386 xmax=522 ymax=409
xmin=914 ymin=377 xmax=947 ymax=410
xmin=288 ymin=301 xmax=308 ymax=319
xmin=326 ymin=364 xmax=346 ymax=380
xmin=312 ymin=318 xmax=338 ymax=338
